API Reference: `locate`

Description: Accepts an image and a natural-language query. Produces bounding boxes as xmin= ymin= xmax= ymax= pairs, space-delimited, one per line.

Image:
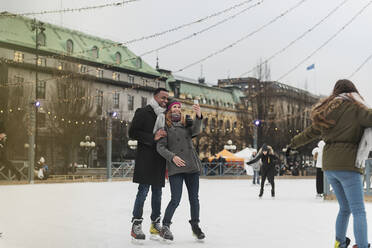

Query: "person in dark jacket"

xmin=0 ymin=120 xmax=21 ymax=180
xmin=128 ymin=88 xmax=168 ymax=241
xmin=156 ymin=99 xmax=205 ymax=241
xmin=287 ymin=79 xmax=371 ymax=248
xmin=247 ymin=144 xmax=278 ymax=197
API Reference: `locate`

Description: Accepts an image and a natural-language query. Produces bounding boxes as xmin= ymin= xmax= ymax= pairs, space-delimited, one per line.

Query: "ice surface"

xmin=0 ymin=179 xmax=370 ymax=248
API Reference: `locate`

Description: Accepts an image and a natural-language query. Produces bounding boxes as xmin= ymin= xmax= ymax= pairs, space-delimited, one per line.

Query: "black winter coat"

xmin=129 ymin=105 xmax=166 ymax=187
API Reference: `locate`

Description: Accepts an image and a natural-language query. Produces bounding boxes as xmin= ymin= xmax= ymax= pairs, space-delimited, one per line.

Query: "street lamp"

xmin=253 ymin=119 xmax=261 ymax=149
xmin=224 ymin=140 xmax=236 ymax=152
xmin=29 ymin=19 xmax=45 ymax=184
xmin=80 ymin=136 xmax=95 ymax=167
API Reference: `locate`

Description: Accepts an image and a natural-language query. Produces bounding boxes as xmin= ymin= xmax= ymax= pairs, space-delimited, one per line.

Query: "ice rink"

xmin=0 ymin=178 xmax=371 ymax=248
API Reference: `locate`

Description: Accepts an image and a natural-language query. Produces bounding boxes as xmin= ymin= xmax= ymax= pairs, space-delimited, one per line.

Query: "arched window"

xmin=203 ymin=118 xmax=208 ymax=130
xmin=37 ymin=32 xmax=46 ymax=46
xmin=226 ymin=120 xmax=231 ymax=132
xmin=115 ymin=52 xmax=121 ymax=65
xmin=66 ymin=39 xmax=73 ymax=54
xmin=136 ymin=57 xmax=142 ymax=68
xmin=218 ymin=120 xmax=224 ymax=129
xmin=211 ymin=118 xmax=216 ymax=131
xmin=92 ymin=46 xmax=99 ymax=58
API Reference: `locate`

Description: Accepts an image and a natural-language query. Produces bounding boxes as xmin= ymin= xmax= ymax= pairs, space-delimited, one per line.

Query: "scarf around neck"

xmin=149 ymin=97 xmax=166 ymax=116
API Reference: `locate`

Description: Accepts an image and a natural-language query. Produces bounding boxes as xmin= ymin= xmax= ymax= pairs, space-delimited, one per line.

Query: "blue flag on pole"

xmin=306 ymin=64 xmax=315 ymax=70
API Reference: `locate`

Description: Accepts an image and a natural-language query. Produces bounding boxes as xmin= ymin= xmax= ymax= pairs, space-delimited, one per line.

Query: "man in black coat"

xmin=128 ymin=88 xmax=168 ymax=240
xmin=0 ymin=120 xmax=21 ymax=180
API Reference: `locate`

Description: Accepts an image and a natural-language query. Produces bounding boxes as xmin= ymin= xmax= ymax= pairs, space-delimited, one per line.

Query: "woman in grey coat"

xmin=156 ymin=99 xmax=205 ymax=241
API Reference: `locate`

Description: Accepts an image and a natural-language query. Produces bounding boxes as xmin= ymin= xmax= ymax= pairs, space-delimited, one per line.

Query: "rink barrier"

xmin=201 ymin=162 xmax=246 ymax=176
xmin=0 ymin=160 xmax=29 ymax=180
xmin=324 ymin=159 xmax=372 ymax=200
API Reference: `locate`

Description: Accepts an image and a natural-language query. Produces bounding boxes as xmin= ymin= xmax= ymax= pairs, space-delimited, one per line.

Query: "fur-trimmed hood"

xmin=258 ymin=145 xmax=274 ymax=155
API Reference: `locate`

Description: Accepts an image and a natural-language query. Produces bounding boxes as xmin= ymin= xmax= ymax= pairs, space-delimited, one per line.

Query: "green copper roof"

xmin=170 ymin=75 xmax=241 ymax=105
xmin=0 ymin=13 xmax=161 ymax=77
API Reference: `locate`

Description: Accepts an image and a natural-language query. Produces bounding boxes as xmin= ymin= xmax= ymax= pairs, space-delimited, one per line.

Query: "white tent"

xmin=234 ymin=147 xmax=257 ymax=175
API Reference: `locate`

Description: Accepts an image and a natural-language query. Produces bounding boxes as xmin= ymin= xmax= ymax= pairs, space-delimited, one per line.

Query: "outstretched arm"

xmin=246 ymin=153 xmax=262 ymax=165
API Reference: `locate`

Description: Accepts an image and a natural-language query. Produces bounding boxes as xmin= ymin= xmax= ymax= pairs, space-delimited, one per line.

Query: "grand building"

xmin=0 ymin=13 xmax=320 ymax=174
xmin=218 ymin=77 xmax=320 ymax=152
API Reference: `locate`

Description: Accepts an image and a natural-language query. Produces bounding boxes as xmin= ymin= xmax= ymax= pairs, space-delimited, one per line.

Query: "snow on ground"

xmin=0 ymin=179 xmax=371 ymax=248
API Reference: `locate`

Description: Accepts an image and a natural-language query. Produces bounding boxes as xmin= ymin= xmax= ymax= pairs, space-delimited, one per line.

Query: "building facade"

xmin=0 ymin=13 xmax=166 ymax=172
xmin=218 ymin=77 xmax=321 ymax=153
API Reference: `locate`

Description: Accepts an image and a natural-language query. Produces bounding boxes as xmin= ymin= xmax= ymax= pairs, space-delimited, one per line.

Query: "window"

xmin=66 ymin=39 xmax=73 ymax=54
xmin=112 ymin=72 xmax=120 ymax=81
xmin=96 ymin=68 xmax=103 ymax=78
xmin=37 ymin=32 xmax=46 ymax=46
xmin=136 ymin=57 xmax=142 ymax=68
xmin=36 ymin=81 xmax=46 ymax=99
xmin=37 ymin=112 xmax=46 ymax=128
xmin=128 ymin=94 xmax=134 ymax=111
xmin=113 ymin=92 xmax=120 ymax=109
xmin=218 ymin=120 xmax=224 ymax=129
xmin=233 ymin=121 xmax=237 ymax=131
xmin=211 ymin=118 xmax=216 ymax=130
xmin=128 ymin=75 xmax=134 ymax=84
xmin=14 ymin=76 xmax=24 ymax=97
xmin=96 ymin=90 xmax=103 ymax=107
xmin=141 ymin=96 xmax=147 ymax=108
xmin=203 ymin=118 xmax=208 ymax=130
xmin=76 ymin=85 xmax=84 ymax=98
xmin=58 ymin=84 xmax=67 ymax=99
xmin=226 ymin=120 xmax=231 ymax=132
xmin=92 ymin=46 xmax=99 ymax=58
xmin=14 ymin=51 xmax=24 ymax=62
xmin=37 ymin=57 xmax=46 ymax=67
xmin=115 ymin=52 xmax=121 ymax=64
xmin=79 ymin=64 xmax=87 ymax=73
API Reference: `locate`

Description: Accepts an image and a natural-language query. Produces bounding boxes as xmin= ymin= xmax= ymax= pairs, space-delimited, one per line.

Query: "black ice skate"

xmin=335 ymin=237 xmax=350 ymax=248
xmin=131 ymin=218 xmax=145 ymax=243
xmin=189 ymin=221 xmax=205 ymax=241
xmin=259 ymin=188 xmax=264 ymax=198
xmin=159 ymin=224 xmax=174 ymax=242
xmin=271 ymin=189 xmax=275 ymax=197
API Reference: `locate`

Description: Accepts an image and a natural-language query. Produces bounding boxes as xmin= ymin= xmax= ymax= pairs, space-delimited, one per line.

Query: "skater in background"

xmin=156 ymin=99 xmax=205 ymax=241
xmin=312 ymin=140 xmax=325 ymax=197
xmin=248 ymin=151 xmax=261 ymax=185
xmin=128 ymin=88 xmax=168 ymax=241
xmin=246 ymin=144 xmax=278 ymax=197
xmin=287 ymin=79 xmax=371 ymax=248
xmin=0 ymin=119 xmax=21 ymax=180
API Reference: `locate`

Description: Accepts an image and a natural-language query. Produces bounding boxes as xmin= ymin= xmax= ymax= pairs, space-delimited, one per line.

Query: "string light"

xmin=0 ymin=0 xmax=141 ymax=17
xmin=124 ymin=0 xmax=257 ymax=45
xmin=239 ymin=0 xmax=350 ymax=77
xmin=349 ymin=52 xmax=372 ymax=78
xmin=175 ymin=0 xmax=308 ymax=73
xmin=276 ymin=0 xmax=372 ymax=81
xmin=126 ymin=0 xmax=264 ymax=61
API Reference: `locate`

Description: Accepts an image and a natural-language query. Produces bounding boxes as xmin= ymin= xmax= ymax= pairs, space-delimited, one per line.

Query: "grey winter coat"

xmin=156 ymin=116 xmax=203 ymax=177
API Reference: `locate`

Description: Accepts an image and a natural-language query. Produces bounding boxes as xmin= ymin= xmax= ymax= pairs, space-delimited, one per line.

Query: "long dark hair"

xmin=311 ymin=79 xmax=362 ymax=129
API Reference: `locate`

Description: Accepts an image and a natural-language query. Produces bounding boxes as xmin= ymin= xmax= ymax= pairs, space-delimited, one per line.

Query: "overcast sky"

xmin=3 ymin=0 xmax=372 ymax=104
